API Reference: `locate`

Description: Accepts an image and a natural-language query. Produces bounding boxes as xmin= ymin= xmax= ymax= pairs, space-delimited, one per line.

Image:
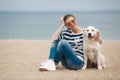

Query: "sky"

xmin=0 ymin=0 xmax=120 ymax=12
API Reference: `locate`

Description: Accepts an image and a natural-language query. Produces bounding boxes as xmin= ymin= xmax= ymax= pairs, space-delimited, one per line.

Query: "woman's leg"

xmin=54 ymin=40 xmax=84 ymax=70
xmin=49 ymin=40 xmax=59 ymax=60
xmin=39 ymin=40 xmax=59 ymax=71
xmin=39 ymin=40 xmax=83 ymax=71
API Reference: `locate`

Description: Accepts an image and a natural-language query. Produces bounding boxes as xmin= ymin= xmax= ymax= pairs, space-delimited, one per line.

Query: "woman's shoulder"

xmin=62 ymin=28 xmax=72 ymax=33
xmin=79 ymin=26 xmax=85 ymax=32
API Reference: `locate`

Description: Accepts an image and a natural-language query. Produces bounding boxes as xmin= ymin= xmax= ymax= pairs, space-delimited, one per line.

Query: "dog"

xmin=82 ymin=26 xmax=106 ymax=70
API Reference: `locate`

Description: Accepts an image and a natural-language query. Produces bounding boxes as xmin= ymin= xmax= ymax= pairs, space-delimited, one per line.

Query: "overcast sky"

xmin=0 ymin=0 xmax=120 ymax=12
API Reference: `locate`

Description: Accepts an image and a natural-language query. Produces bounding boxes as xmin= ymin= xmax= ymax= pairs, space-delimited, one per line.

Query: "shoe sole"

xmin=39 ymin=67 xmax=49 ymax=71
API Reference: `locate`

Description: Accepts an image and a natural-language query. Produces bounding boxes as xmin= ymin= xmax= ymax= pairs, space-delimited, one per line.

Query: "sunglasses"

xmin=66 ymin=19 xmax=75 ymax=26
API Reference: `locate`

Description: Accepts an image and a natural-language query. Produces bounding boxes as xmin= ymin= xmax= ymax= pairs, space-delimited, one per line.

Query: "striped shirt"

xmin=56 ymin=28 xmax=84 ymax=60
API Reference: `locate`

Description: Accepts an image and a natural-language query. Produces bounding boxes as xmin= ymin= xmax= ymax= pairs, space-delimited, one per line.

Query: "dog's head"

xmin=84 ymin=26 xmax=100 ymax=40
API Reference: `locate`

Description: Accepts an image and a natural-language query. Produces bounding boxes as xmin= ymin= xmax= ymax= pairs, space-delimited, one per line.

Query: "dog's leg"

xmin=97 ymin=52 xmax=103 ymax=70
xmin=81 ymin=54 xmax=88 ymax=70
xmin=101 ymin=54 xmax=106 ymax=69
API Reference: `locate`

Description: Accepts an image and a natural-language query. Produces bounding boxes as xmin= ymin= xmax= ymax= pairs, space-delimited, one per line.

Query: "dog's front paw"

xmin=98 ymin=65 xmax=102 ymax=70
xmin=81 ymin=66 xmax=86 ymax=70
xmin=102 ymin=64 xmax=107 ymax=69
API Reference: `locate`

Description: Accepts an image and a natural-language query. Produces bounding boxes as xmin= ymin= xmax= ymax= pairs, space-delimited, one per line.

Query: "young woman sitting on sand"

xmin=39 ymin=14 xmax=101 ymax=71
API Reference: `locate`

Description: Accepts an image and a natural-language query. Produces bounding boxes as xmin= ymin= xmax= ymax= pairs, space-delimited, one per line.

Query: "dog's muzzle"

xmin=88 ymin=33 xmax=94 ymax=40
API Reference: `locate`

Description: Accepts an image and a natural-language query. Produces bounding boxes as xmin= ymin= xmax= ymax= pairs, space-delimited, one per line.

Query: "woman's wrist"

xmin=60 ymin=24 xmax=65 ymax=29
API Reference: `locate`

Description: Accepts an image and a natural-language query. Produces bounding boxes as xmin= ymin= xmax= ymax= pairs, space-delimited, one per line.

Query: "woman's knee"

xmin=51 ymin=40 xmax=59 ymax=47
xmin=60 ymin=39 xmax=68 ymax=46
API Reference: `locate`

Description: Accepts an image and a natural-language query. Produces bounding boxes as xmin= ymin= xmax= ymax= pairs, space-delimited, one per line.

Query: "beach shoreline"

xmin=0 ymin=40 xmax=120 ymax=80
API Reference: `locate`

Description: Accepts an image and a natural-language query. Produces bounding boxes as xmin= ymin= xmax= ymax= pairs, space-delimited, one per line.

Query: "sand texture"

xmin=0 ymin=40 xmax=120 ymax=80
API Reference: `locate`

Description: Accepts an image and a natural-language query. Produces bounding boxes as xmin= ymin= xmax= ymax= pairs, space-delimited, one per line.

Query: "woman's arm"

xmin=52 ymin=17 xmax=65 ymax=40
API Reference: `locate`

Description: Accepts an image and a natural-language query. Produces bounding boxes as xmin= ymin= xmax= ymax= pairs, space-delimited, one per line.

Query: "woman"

xmin=39 ymin=14 xmax=101 ymax=71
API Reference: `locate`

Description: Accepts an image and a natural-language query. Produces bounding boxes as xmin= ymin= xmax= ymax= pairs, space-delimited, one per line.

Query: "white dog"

xmin=82 ymin=26 xmax=106 ymax=70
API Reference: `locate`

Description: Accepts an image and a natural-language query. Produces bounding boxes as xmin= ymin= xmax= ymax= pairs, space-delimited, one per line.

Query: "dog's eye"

xmin=92 ymin=30 xmax=94 ymax=31
xmin=87 ymin=30 xmax=89 ymax=32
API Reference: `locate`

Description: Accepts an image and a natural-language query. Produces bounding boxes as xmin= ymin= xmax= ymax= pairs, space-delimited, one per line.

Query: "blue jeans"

xmin=49 ymin=40 xmax=84 ymax=70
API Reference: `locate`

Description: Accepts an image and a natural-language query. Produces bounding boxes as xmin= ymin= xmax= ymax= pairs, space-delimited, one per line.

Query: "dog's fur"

xmin=82 ymin=26 xmax=106 ymax=70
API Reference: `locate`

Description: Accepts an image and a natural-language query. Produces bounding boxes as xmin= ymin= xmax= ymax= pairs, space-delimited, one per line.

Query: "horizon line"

xmin=0 ymin=10 xmax=120 ymax=13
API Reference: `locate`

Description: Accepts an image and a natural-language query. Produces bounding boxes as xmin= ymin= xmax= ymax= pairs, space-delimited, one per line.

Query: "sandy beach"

xmin=0 ymin=40 xmax=120 ymax=80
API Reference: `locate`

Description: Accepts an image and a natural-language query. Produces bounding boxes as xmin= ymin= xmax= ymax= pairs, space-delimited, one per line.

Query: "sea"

xmin=0 ymin=11 xmax=120 ymax=40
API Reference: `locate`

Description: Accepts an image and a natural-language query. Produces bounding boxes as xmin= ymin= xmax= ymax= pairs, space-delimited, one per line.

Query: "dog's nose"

xmin=88 ymin=33 xmax=91 ymax=36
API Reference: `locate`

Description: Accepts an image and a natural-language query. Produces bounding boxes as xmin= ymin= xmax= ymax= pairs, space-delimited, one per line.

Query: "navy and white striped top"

xmin=56 ymin=28 xmax=84 ymax=60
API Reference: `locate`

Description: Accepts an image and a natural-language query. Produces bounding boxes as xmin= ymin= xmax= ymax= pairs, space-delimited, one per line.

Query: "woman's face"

xmin=65 ymin=16 xmax=77 ymax=28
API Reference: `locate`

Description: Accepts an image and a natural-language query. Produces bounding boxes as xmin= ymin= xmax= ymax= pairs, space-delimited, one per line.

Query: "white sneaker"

xmin=39 ymin=59 xmax=56 ymax=71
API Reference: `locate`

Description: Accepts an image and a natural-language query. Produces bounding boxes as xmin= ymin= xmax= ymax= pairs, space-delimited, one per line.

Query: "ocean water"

xmin=0 ymin=11 xmax=120 ymax=40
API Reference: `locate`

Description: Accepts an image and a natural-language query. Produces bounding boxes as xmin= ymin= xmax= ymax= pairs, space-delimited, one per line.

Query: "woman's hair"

xmin=63 ymin=14 xmax=75 ymax=22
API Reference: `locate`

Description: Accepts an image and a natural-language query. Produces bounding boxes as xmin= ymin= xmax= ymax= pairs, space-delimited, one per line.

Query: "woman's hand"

xmin=94 ymin=32 xmax=102 ymax=44
xmin=60 ymin=17 xmax=65 ymax=27
xmin=52 ymin=17 xmax=65 ymax=40
xmin=94 ymin=32 xmax=100 ymax=40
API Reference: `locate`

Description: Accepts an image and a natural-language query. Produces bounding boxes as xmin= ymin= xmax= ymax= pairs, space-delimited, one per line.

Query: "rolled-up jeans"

xmin=49 ymin=40 xmax=84 ymax=70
